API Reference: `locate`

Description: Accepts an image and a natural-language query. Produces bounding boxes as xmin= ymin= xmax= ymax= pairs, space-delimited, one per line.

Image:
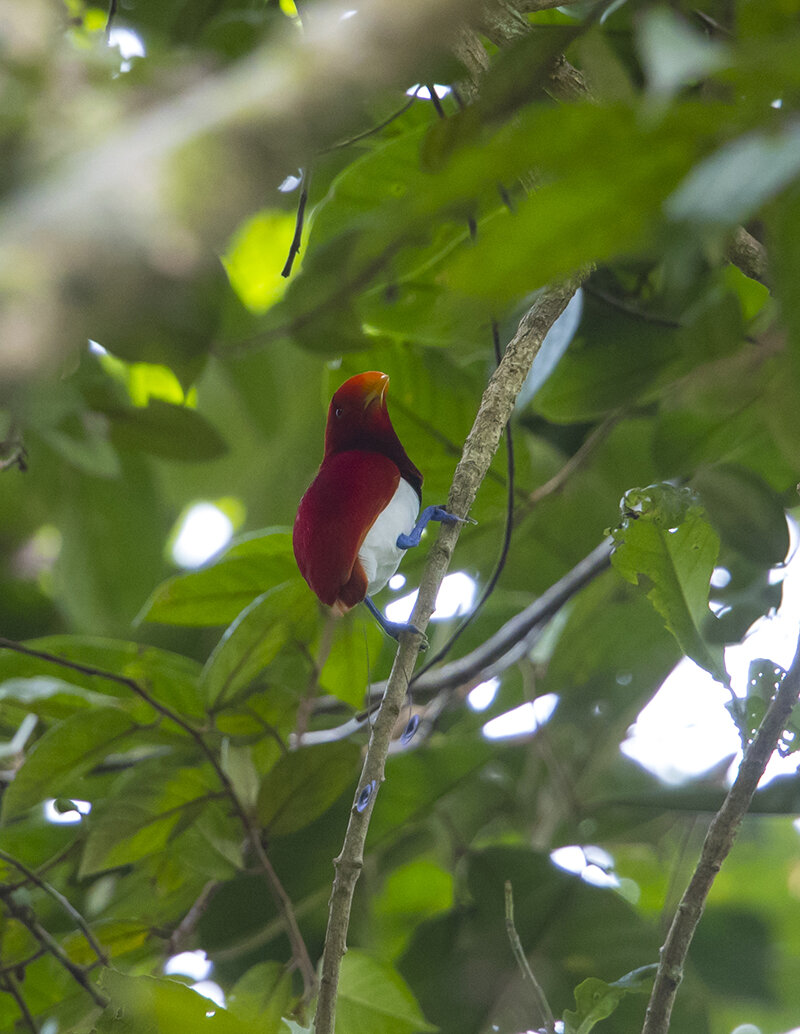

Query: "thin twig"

xmin=167 ymin=880 xmax=220 ymax=956
xmin=322 ymin=95 xmax=419 ymax=152
xmin=105 ymin=0 xmax=117 ymax=39
xmin=0 ymin=849 xmax=107 ymax=966
xmin=584 ymin=284 xmax=682 ymax=328
xmin=642 ymin=633 xmax=800 ymax=1034
xmin=281 ymin=167 xmax=309 ymax=279
xmin=0 ymin=970 xmax=39 ymax=1033
xmin=313 ymin=275 xmax=584 ymax=1034
xmin=427 ymin=83 xmax=447 ymax=119
xmin=504 ymin=881 xmax=555 ymax=1034
xmin=527 ymin=412 xmax=622 ymax=507
xmin=0 ymin=892 xmax=108 ymax=1008
xmin=0 ymin=638 xmax=316 ymax=1002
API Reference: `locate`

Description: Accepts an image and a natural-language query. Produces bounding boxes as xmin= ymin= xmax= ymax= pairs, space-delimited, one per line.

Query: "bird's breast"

xmin=359 ymin=477 xmax=419 ymax=596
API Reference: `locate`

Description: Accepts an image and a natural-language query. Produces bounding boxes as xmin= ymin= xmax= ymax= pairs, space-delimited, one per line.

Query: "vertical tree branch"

xmin=641 ymin=636 xmax=800 ymax=1034
xmin=313 ymin=274 xmax=584 ymax=1034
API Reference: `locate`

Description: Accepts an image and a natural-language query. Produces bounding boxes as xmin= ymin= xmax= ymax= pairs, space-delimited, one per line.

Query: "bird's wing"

xmin=293 ymin=450 xmax=400 ymax=609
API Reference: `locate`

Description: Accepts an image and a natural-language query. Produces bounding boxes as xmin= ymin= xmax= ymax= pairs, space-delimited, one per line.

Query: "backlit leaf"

xmin=611 ymin=485 xmax=727 ymax=684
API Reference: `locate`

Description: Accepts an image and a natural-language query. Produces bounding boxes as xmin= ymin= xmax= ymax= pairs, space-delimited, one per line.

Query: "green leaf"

xmin=81 ymin=763 xmax=218 ymax=875
xmin=227 ymin=961 xmax=293 ymax=1032
xmin=533 ymin=299 xmax=681 ymax=422
xmin=563 ymin=978 xmax=625 ymax=1034
xmin=611 ymin=484 xmax=727 ymax=684
xmin=366 ymin=738 xmax=495 ymax=848
xmin=667 ymin=123 xmax=800 ymax=228
xmin=223 ymin=209 xmax=298 ymax=314
xmin=0 ymin=675 xmax=114 ymax=719
xmin=541 ymin=569 xmax=681 ymax=720
xmin=53 ymin=454 xmax=169 ymax=635
xmin=335 ymin=950 xmax=437 ymax=1034
xmin=0 ymin=637 xmax=204 ymax=720
xmin=319 ymin=614 xmax=385 ymax=708
xmin=107 ymin=398 xmax=228 ymax=462
xmin=98 ymin=971 xmax=261 ymax=1034
xmin=140 ymin=530 xmax=297 ymax=627
xmin=221 ymin=741 xmax=260 ymax=810
xmin=637 ymin=7 xmax=728 ymax=99
xmin=445 ymin=104 xmax=713 ymax=302
xmin=692 ymin=465 xmax=790 ymax=565
xmin=2 ymin=708 xmax=139 ymax=821
xmin=563 ymin=967 xmax=655 ymax=1034
xmin=201 ymin=579 xmax=317 ymax=707
xmin=374 ymin=860 xmax=454 ymax=959
xmin=257 ymin=741 xmax=360 ymax=836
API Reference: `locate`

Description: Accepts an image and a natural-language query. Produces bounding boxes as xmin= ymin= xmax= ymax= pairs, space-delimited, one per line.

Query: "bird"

xmin=293 ymin=371 xmax=462 ymax=641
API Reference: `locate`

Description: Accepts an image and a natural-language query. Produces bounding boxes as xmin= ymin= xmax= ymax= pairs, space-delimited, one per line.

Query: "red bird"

xmin=293 ymin=371 xmax=460 ymax=639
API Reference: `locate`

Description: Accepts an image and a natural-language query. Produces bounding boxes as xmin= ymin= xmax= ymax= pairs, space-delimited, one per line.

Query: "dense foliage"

xmin=1 ymin=0 xmax=800 ymax=1031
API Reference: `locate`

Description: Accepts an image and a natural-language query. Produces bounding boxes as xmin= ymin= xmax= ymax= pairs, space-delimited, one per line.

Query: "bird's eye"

xmin=335 ymin=407 xmax=343 ymax=418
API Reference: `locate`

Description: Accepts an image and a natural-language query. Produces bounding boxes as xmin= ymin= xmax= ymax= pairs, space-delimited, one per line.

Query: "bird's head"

xmin=324 ymin=371 xmax=394 ymax=456
xmin=322 ymin=370 xmax=423 ymax=496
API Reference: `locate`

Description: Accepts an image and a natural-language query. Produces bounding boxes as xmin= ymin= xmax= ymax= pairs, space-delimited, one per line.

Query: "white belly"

xmin=359 ymin=478 xmax=419 ymax=595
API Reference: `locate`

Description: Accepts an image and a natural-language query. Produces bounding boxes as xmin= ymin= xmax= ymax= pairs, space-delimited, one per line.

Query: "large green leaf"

xmin=257 ymin=741 xmax=360 ymax=837
xmin=444 ymin=104 xmax=724 ymax=302
xmin=0 ymin=675 xmax=114 ymax=720
xmin=692 ymin=464 xmax=789 ymax=566
xmin=106 ymin=398 xmax=228 ymax=462
xmin=374 ymin=860 xmax=454 ymax=960
xmin=2 ymin=708 xmax=140 ymax=821
xmin=611 ymin=485 xmax=727 ymax=685
xmin=81 ymin=761 xmax=220 ymax=875
xmin=53 ymin=454 xmax=169 ymax=636
xmin=201 ymin=579 xmax=317 ymax=707
xmin=97 ymin=970 xmax=262 ymax=1034
xmin=335 ymin=950 xmax=437 ymax=1034
xmin=319 ymin=612 xmax=385 ymax=708
xmin=140 ymin=530 xmax=297 ymax=627
xmin=0 ymin=637 xmax=204 ymax=719
xmin=667 ymin=123 xmax=800 ymax=229
xmin=227 ymin=961 xmax=293 ymax=1032
xmin=366 ymin=738 xmax=495 ymax=847
xmin=533 ymin=301 xmax=681 ymax=422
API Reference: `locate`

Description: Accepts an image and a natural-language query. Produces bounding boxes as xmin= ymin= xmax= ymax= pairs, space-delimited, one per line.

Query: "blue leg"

xmin=397 ymin=506 xmax=471 ymax=550
xmin=364 ymin=596 xmax=428 ymax=650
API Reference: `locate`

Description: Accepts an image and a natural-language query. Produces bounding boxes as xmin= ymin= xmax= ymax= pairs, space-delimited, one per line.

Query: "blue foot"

xmin=364 ymin=597 xmax=428 ymax=651
xmin=397 ymin=505 xmax=472 ymax=550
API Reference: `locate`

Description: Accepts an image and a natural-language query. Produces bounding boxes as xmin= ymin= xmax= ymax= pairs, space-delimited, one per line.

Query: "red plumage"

xmin=293 ymin=372 xmax=422 ymax=614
